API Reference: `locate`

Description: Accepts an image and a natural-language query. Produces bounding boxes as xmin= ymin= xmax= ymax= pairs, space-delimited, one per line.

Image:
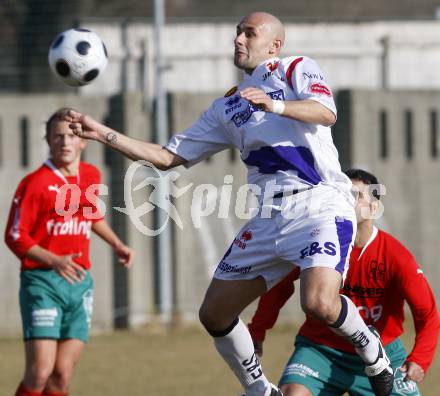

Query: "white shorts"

xmin=214 ymin=185 xmax=356 ymax=289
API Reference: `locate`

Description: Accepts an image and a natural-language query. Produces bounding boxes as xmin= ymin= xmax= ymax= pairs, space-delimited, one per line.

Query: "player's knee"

xmin=25 ymin=365 xmax=52 ymax=389
xmin=49 ymin=366 xmax=74 ymax=391
xmin=301 ymin=294 xmax=339 ymax=324
xmin=199 ymin=305 xmax=238 ymax=335
xmin=199 ymin=304 xmax=221 ymax=331
xmin=281 ymin=383 xmax=313 ymax=396
xmin=199 ymin=304 xmax=211 ymax=327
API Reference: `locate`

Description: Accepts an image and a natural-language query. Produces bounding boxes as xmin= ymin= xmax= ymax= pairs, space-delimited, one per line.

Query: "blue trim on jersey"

xmin=243 ymin=145 xmax=322 ymax=185
xmin=335 ymin=218 xmax=353 ymax=274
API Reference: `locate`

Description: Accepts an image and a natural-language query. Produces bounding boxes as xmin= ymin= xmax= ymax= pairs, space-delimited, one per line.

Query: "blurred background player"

xmin=63 ymin=12 xmax=396 ymax=396
xmin=4 ymin=108 xmax=134 ymax=396
xmin=248 ymin=169 xmax=440 ymax=396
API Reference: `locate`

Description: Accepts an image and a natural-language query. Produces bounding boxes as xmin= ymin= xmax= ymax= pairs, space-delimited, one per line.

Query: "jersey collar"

xmin=44 ymin=159 xmax=80 ymax=184
xmin=244 ymin=57 xmax=281 ymax=81
xmin=357 ymin=226 xmax=378 ymax=260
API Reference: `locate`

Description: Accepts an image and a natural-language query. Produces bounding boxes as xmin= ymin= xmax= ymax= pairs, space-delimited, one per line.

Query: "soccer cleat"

xmin=364 ymin=326 xmax=394 ymax=396
xmin=268 ymin=384 xmax=283 ymax=396
xmin=239 ymin=383 xmax=283 ymax=396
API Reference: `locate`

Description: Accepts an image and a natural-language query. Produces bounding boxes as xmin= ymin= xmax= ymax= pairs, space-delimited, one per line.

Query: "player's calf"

xmin=207 ymin=317 xmax=273 ymax=396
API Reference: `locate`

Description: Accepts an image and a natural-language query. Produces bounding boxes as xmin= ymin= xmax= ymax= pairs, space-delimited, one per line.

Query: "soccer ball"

xmin=48 ymin=28 xmax=108 ymax=87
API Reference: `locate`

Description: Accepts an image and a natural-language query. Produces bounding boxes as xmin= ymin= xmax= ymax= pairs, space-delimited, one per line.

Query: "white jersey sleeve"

xmin=165 ymin=101 xmax=233 ymax=168
xmin=284 ymin=56 xmax=336 ymax=116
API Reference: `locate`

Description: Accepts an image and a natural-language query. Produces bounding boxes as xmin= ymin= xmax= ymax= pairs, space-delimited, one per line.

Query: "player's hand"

xmin=64 ymin=110 xmax=103 ymax=141
xmin=253 ymin=340 xmax=264 ymax=358
xmin=400 ymin=361 xmax=424 ymax=383
xmin=240 ymin=87 xmax=275 ymax=112
xmin=113 ymin=243 xmax=134 ymax=269
xmin=51 ymin=253 xmax=87 ymax=284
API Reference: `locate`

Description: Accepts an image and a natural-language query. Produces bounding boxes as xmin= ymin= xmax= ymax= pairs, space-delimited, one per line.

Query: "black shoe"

xmin=364 ymin=326 xmax=394 ymax=396
xmin=269 ymin=384 xmax=283 ymax=396
xmin=239 ymin=384 xmax=283 ymax=396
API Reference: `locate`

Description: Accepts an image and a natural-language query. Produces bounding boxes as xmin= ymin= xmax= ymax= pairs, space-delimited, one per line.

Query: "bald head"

xmin=234 ymin=12 xmax=285 ymax=73
xmin=240 ymin=12 xmax=285 ymax=45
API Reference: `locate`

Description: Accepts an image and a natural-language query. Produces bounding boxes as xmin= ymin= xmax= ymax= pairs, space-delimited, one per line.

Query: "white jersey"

xmin=166 ymin=56 xmax=352 ymax=202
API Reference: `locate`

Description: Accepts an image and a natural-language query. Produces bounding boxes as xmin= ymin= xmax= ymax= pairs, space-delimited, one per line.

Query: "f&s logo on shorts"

xmin=300 ymin=241 xmax=336 ymax=259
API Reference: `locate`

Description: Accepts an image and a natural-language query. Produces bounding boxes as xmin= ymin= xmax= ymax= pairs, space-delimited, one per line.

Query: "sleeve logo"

xmin=309 ymin=83 xmax=332 ymax=97
xmin=224 ymin=86 xmax=238 ymax=97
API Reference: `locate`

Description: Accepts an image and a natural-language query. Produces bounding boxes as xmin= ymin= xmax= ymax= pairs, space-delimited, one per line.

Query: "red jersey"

xmin=248 ymin=268 xmax=300 ymax=342
xmin=5 ymin=160 xmax=104 ymax=270
xmin=248 ymin=227 xmax=440 ymax=372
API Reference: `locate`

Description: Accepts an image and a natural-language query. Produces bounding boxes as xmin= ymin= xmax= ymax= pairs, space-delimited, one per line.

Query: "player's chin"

xmin=234 ymin=55 xmax=248 ymax=69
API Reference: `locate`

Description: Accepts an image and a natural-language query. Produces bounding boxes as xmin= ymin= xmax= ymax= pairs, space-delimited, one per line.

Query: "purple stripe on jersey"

xmin=243 ymin=145 xmax=322 ymax=185
xmin=335 ymin=218 xmax=354 ymax=274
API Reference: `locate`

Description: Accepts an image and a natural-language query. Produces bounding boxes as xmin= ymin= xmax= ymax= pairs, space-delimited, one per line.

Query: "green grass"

xmin=0 ymin=323 xmax=438 ymax=395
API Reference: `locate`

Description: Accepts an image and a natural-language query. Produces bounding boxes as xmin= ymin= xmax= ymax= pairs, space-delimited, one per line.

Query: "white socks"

xmin=213 ymin=318 xmax=272 ymax=396
xmin=329 ymin=295 xmax=379 ymax=364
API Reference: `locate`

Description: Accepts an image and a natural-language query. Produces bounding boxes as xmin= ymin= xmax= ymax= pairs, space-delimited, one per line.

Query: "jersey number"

xmin=357 ymin=305 xmax=383 ymax=322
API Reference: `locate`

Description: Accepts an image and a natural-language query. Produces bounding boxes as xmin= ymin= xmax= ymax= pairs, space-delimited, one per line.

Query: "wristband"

xmin=272 ymin=100 xmax=286 ymax=115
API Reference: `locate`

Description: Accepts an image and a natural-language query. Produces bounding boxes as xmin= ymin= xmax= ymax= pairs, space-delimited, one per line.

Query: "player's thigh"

xmin=53 ymin=339 xmax=85 ymax=374
xmin=213 ymin=214 xmax=295 ymax=289
xmin=299 ymin=267 xmax=342 ymax=314
xmin=61 ymin=272 xmax=93 ymax=342
xmin=205 ymin=216 xmax=292 ymax=324
xmin=20 ymin=270 xmax=65 ymax=340
xmin=200 ymin=277 xmax=267 ymax=323
xmin=277 ymin=187 xmax=356 ymax=280
xmin=24 ymin=339 xmax=58 ymax=378
xmin=279 ymin=336 xmax=351 ymax=396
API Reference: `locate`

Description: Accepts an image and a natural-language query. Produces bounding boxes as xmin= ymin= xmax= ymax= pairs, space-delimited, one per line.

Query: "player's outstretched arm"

xmin=240 ymin=87 xmax=336 ymax=126
xmin=64 ymin=110 xmax=186 ymax=170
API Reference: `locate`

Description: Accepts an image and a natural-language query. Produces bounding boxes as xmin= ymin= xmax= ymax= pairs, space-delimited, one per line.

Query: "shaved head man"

xmin=234 ymin=12 xmax=285 ymax=73
xmin=64 ymin=11 xmax=394 ymax=396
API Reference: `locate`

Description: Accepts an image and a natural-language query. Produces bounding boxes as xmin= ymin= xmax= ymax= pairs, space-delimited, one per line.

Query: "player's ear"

xmin=269 ymin=39 xmax=282 ymax=55
xmin=369 ymin=199 xmax=380 ymax=217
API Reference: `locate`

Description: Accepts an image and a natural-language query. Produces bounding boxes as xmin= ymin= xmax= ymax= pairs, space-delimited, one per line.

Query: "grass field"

xmin=0 ymin=323 xmax=438 ymax=396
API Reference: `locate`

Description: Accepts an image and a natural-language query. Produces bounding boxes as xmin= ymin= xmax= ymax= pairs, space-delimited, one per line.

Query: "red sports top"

xmin=5 ymin=160 xmax=104 ymax=270
xmin=248 ymin=227 xmax=440 ymax=372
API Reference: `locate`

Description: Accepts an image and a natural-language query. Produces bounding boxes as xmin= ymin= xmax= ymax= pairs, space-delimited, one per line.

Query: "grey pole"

xmin=154 ymin=0 xmax=173 ymax=324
